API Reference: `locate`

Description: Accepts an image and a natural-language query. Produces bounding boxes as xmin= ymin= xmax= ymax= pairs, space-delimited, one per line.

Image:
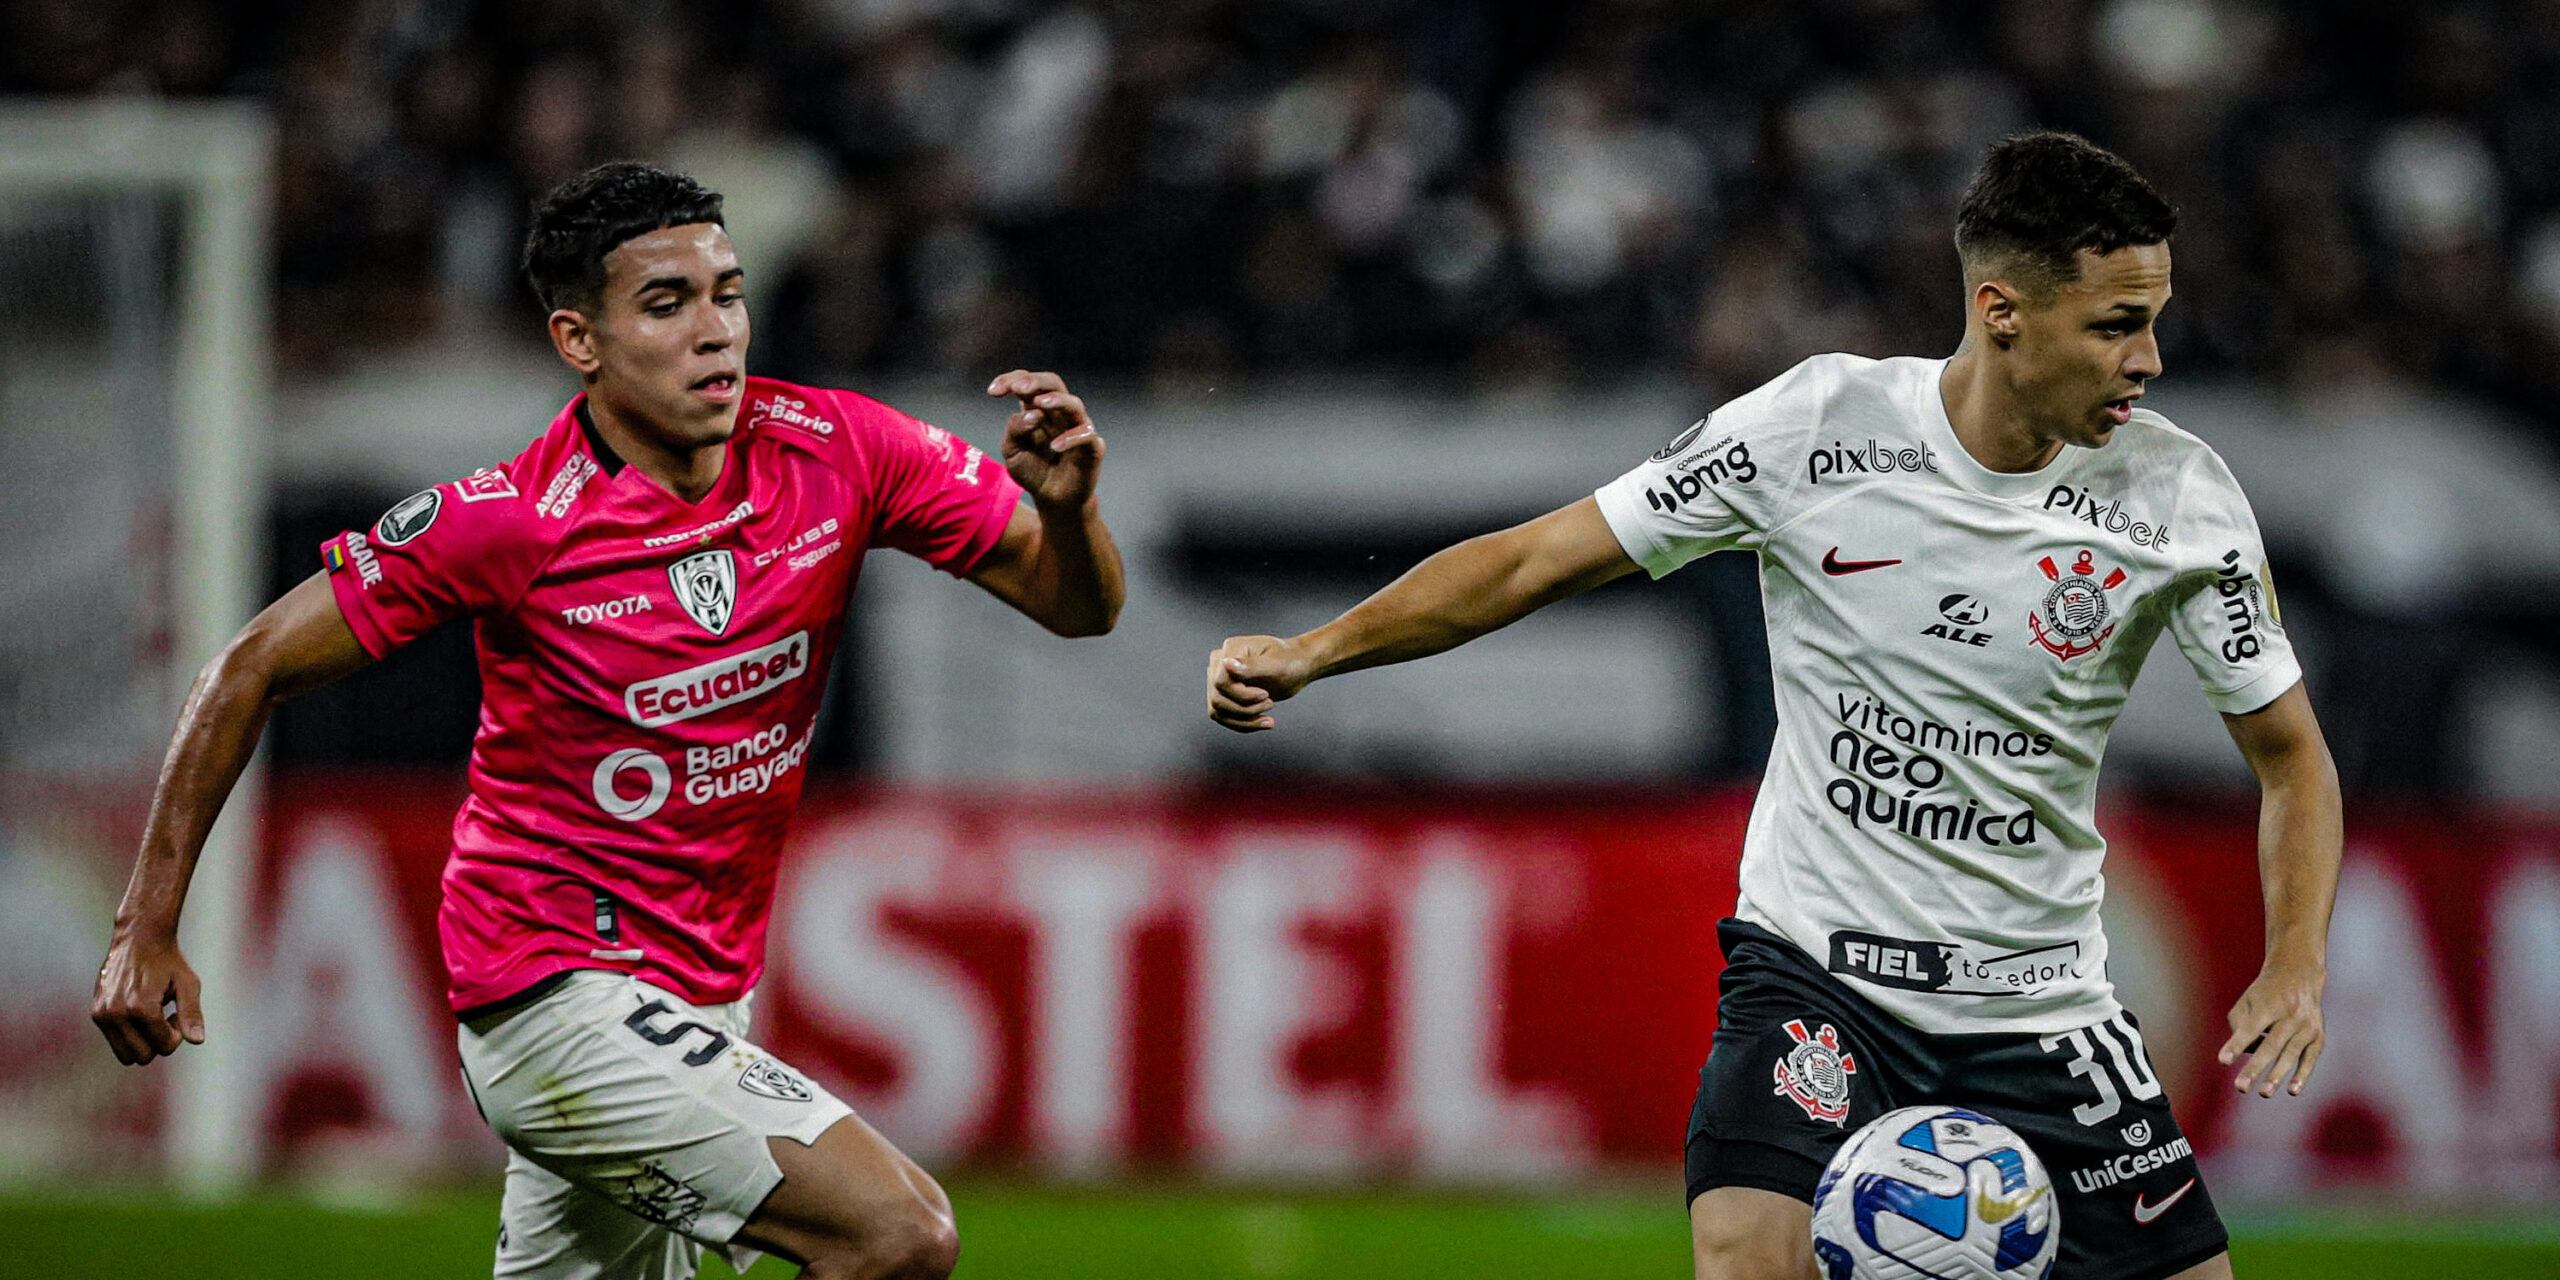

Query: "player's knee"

xmin=1692 ymin=1228 xmax=1809 ymax=1280
xmin=801 ymin=1201 xmax=957 ymax=1280
xmin=1690 ymin=1194 xmax=1811 ymax=1280
xmin=890 ymin=1207 xmax=958 ymax=1280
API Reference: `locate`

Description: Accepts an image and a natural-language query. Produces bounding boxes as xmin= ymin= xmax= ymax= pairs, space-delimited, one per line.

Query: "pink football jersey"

xmin=321 ymin=378 xmax=1022 ymax=1014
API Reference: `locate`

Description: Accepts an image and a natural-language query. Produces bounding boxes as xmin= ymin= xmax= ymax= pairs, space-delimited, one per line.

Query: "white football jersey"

xmin=1595 ymin=353 xmax=2297 ymax=1035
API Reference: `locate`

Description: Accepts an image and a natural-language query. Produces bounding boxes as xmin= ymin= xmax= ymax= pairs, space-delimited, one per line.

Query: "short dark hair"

xmin=1954 ymin=131 xmax=2176 ymax=299
xmin=521 ymin=161 xmax=726 ymax=313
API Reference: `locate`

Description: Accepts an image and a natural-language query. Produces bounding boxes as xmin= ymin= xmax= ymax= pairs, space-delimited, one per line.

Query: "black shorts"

xmin=1685 ymin=919 xmax=2227 ymax=1280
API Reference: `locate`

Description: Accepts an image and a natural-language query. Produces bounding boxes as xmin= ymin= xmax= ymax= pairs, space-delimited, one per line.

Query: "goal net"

xmin=0 ymin=101 xmax=271 ymax=1195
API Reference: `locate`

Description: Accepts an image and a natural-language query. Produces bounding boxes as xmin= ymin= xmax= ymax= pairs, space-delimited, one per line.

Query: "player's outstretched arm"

xmin=2213 ymin=682 xmax=2343 ymax=1099
xmin=1207 ymin=496 xmax=1639 ymax=732
xmin=92 ymin=571 xmax=373 ymax=1066
xmin=967 ymin=369 xmax=1125 ymax=637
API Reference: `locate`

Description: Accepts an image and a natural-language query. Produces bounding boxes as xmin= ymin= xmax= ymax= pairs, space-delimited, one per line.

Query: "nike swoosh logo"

xmin=1975 ymin=1183 xmax=2050 ymax=1226
xmin=1821 ymin=548 xmax=1903 ymax=575
xmin=2132 ymin=1178 xmax=2196 ymax=1224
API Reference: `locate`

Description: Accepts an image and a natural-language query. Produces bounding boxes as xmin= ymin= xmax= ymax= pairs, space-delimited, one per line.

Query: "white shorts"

xmin=458 ymin=970 xmax=856 ymax=1280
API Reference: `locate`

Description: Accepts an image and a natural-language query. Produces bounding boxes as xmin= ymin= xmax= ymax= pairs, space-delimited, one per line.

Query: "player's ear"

xmin=549 ymin=307 xmax=602 ymax=376
xmin=1977 ymin=281 xmax=2022 ymax=348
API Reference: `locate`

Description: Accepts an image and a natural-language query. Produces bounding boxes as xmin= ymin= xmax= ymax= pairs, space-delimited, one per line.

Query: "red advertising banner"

xmin=182 ymin=774 xmax=2560 ymax=1198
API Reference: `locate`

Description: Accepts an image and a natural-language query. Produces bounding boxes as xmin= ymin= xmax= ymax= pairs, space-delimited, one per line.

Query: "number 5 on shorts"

xmin=625 ymin=999 xmax=733 ymax=1067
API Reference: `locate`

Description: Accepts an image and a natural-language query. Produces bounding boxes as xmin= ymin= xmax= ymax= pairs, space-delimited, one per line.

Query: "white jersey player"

xmin=1208 ymin=132 xmax=2341 ymax=1280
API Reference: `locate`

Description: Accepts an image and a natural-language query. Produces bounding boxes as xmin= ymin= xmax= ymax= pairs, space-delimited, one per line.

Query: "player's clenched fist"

xmin=1207 ymin=635 xmax=1316 ymax=732
xmin=91 ymin=927 xmax=204 ymax=1066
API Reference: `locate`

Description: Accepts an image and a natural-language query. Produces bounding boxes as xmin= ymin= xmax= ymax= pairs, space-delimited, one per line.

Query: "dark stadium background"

xmin=2 ymin=1 xmax=2556 ymax=1277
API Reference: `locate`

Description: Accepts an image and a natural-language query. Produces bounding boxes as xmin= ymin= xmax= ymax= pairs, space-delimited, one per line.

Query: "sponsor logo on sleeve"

xmin=456 ymin=467 xmax=519 ymax=503
xmin=372 ymin=489 xmax=443 ymax=547
xmin=2212 ymin=549 xmax=2277 ymax=661
xmin=2028 ymin=549 xmax=2127 ymax=660
xmin=2043 ymin=484 xmax=2170 ymax=549
xmin=537 ymin=454 xmax=600 ymax=518
xmin=2121 ymin=1120 xmax=2153 ymax=1147
xmin=916 ymin=421 xmax=989 ymax=484
xmin=1806 ymin=440 xmax=1938 ymax=485
xmin=1772 ymin=1019 xmax=1858 ymax=1125
xmin=1650 ymin=418 xmax=1707 ymax=462
xmin=668 ymin=549 xmax=738 ymax=635
xmin=623 ymin=631 xmax=810 ymax=727
xmin=1643 ymin=437 xmax=1757 ymax=513
xmin=328 ymin=532 xmax=384 ymax=588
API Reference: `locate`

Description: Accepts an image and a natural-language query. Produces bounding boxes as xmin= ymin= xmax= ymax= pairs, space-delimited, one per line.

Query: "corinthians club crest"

xmin=2028 ymin=548 xmax=2127 ymax=661
xmin=669 ymin=549 xmax=737 ymax=635
xmin=1773 ymin=1018 xmax=1858 ymax=1126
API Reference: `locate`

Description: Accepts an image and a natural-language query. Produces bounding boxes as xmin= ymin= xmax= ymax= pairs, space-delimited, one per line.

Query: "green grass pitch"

xmin=0 ymin=1182 xmax=2548 ymax=1278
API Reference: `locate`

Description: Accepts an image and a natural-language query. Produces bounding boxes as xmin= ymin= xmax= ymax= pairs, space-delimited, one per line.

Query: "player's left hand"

xmin=2217 ymin=960 xmax=2325 ymax=1098
xmin=989 ymin=369 xmax=1103 ymax=509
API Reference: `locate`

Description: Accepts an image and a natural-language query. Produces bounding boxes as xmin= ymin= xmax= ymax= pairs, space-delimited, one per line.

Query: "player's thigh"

xmin=729 ymin=1110 xmax=957 ymax=1272
xmin=495 ymin=1147 xmax=700 ymax=1280
xmin=1950 ymin=1011 xmax=2229 ymax=1280
xmin=1690 ymin=1185 xmax=1814 ymax=1280
xmin=460 ymin=972 xmax=854 ymax=1250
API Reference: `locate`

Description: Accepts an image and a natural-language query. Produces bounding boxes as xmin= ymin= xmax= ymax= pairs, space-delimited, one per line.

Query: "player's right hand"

xmin=1207 ymin=635 xmax=1314 ymax=732
xmin=91 ymin=925 xmax=204 ymax=1066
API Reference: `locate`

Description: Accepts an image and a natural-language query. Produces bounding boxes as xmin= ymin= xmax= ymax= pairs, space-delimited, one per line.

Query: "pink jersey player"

xmin=96 ymin=162 xmax=1123 ymax=1280
xmin=321 ymin=379 xmax=1018 ymax=1015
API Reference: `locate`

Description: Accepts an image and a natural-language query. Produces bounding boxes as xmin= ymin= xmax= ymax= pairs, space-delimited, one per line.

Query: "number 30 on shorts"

xmin=2037 ymin=1011 xmax=2162 ymax=1126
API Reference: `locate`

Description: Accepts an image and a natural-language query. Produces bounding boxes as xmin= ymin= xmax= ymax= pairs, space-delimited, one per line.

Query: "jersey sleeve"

xmin=319 ymin=467 xmax=546 ymax=659
xmin=1592 ymin=357 xmax=1827 ymax=577
xmin=850 ymin=396 xmax=1025 ymax=576
xmin=2161 ymin=452 xmax=2301 ymax=714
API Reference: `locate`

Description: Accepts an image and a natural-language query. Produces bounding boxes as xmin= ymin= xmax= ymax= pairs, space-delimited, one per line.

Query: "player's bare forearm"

xmin=2213 ymin=682 xmax=2342 ymax=1096
xmin=1303 ymin=511 xmax=1613 ymax=676
xmin=1207 ymin=498 xmax=1636 ymax=731
xmin=1034 ymin=494 xmax=1125 ymax=636
xmin=975 ymin=499 xmax=1125 ymax=637
xmin=94 ymin=572 xmax=370 ymax=1063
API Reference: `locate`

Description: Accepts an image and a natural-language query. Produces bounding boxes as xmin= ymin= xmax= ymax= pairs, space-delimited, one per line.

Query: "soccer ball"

xmin=1810 ymin=1105 xmax=2060 ymax=1280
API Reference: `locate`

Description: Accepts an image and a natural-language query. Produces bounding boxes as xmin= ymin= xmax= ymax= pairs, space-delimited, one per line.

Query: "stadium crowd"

xmin=9 ymin=0 xmax=2560 ymax=435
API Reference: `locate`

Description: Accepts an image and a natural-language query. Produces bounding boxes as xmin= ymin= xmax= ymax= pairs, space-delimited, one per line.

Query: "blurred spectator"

xmin=4 ymin=0 xmax=2560 ymax=443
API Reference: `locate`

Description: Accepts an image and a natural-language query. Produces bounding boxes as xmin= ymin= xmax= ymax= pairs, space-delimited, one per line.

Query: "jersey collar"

xmin=572 ymin=398 xmax=628 ymax=476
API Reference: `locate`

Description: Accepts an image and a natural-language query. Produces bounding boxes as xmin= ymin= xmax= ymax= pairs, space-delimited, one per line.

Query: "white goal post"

xmin=0 ymin=99 xmax=273 ymax=1197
